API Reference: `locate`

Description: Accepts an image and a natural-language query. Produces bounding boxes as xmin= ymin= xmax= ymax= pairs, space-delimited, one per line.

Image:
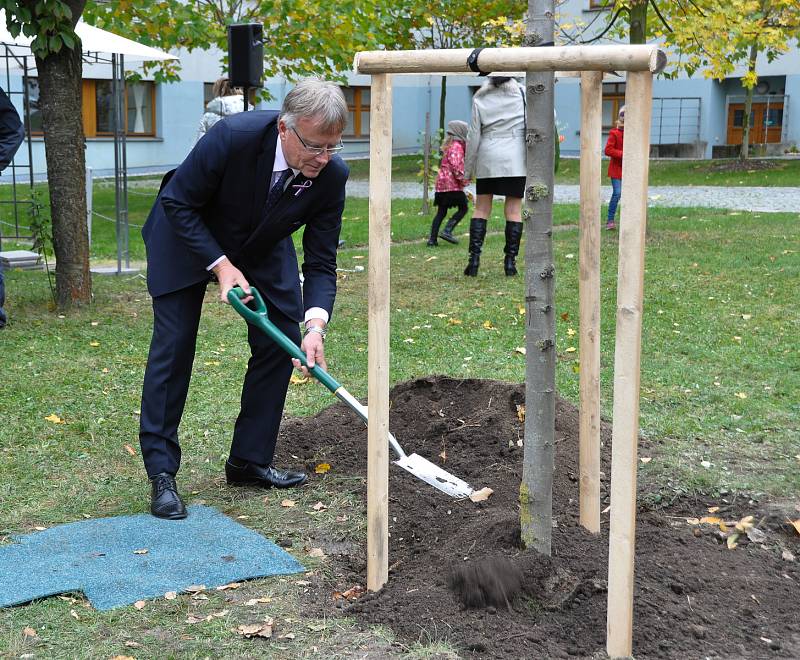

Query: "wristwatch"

xmin=303 ymin=324 xmax=327 ymax=341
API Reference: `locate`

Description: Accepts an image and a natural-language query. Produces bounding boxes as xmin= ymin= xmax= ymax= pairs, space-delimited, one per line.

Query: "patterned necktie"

xmin=265 ymin=169 xmax=293 ymax=213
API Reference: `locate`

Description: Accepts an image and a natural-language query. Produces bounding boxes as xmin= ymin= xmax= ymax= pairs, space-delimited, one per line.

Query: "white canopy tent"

xmin=0 ymin=11 xmax=177 ymax=273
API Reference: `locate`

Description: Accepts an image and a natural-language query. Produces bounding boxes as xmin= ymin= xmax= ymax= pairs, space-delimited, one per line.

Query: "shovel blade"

xmin=394 ymin=453 xmax=474 ymax=499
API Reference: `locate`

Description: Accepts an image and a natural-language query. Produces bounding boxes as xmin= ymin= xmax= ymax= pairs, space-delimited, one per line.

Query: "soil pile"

xmin=277 ymin=376 xmax=800 ymax=659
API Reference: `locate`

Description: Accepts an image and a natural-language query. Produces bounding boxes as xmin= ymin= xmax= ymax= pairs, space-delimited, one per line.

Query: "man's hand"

xmin=212 ymin=257 xmax=251 ymax=304
xmin=292 ymin=325 xmax=327 ymax=376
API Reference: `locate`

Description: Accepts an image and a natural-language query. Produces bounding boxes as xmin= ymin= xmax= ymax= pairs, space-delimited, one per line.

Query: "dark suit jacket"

xmin=142 ymin=110 xmax=348 ymax=323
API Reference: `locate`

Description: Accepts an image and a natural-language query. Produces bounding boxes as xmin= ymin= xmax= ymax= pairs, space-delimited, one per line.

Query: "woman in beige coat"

xmin=464 ymin=76 xmax=526 ymax=277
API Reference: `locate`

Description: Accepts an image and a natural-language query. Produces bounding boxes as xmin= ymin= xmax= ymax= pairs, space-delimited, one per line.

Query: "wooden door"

xmin=727 ymin=102 xmax=784 ymax=144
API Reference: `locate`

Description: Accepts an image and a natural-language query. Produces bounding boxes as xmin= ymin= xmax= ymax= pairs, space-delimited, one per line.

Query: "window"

xmin=342 ymin=86 xmax=370 ymax=138
xmin=25 ymin=78 xmax=156 ymax=137
xmin=602 ymin=83 xmax=625 ymax=129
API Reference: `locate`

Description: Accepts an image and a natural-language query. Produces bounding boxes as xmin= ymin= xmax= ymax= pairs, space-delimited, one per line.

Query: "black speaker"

xmin=228 ymin=23 xmax=264 ymax=89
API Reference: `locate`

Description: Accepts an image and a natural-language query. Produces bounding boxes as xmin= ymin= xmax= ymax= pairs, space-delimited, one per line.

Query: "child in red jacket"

xmin=428 ymin=120 xmax=470 ymax=246
xmin=604 ymin=106 xmax=624 ymax=230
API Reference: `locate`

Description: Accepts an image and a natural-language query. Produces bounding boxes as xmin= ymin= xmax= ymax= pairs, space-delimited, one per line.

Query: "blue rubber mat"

xmin=0 ymin=505 xmax=304 ymax=610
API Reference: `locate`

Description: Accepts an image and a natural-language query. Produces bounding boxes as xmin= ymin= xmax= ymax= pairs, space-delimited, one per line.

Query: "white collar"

xmin=274 ymin=134 xmax=299 ymax=177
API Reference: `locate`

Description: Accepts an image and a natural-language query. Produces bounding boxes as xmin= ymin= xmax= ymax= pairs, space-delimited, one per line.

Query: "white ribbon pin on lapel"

xmin=292 ymin=180 xmax=313 ymax=197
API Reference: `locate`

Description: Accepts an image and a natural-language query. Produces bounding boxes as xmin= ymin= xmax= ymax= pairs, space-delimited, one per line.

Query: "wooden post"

xmin=367 ymin=73 xmax=392 ymax=593
xmin=578 ymin=70 xmax=603 ymax=534
xmin=606 ymin=70 xmax=653 ymax=659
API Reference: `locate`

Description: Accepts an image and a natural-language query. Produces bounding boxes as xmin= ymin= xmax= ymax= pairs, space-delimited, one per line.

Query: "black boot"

xmin=463 ymin=218 xmax=487 ymax=277
xmin=439 ymin=206 xmax=467 ymax=244
xmin=503 ymin=220 xmax=523 ymax=276
xmin=427 ymin=208 xmax=446 ymax=246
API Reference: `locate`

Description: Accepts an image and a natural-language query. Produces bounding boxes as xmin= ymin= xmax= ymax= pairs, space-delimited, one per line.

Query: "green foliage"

xmin=0 ymin=0 xmax=80 ymax=59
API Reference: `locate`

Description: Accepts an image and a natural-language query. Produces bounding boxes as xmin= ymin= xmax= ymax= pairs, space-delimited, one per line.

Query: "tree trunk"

xmin=740 ymin=44 xmax=759 ymax=160
xmin=35 ymin=29 xmax=91 ymax=308
xmin=629 ymin=0 xmax=647 ymax=44
xmin=520 ymin=0 xmax=556 ymax=556
xmin=439 ymin=75 xmax=447 ymax=134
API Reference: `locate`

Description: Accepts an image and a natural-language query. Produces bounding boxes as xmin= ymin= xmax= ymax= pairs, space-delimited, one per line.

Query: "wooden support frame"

xmin=578 ymin=70 xmax=603 ymax=534
xmin=355 ymin=46 xmax=663 ymax=658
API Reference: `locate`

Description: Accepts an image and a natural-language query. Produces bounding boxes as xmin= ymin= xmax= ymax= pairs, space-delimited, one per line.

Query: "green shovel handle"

xmin=227 ymin=286 xmax=342 ymax=393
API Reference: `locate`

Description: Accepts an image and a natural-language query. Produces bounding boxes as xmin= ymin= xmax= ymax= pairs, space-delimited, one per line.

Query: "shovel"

xmin=228 ymin=286 xmax=475 ymax=499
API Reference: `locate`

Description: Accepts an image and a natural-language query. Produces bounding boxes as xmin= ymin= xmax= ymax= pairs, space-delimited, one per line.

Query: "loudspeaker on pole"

xmin=228 ymin=23 xmax=264 ymax=89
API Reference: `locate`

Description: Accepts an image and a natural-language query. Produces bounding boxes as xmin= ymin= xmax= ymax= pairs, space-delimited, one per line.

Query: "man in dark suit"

xmin=139 ymin=78 xmax=349 ymax=519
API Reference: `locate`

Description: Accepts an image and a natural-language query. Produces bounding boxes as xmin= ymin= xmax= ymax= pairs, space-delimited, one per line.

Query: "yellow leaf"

xmin=735 ymin=515 xmax=754 ymax=532
xmin=726 ymin=533 xmax=739 ymax=549
xmin=699 ymin=516 xmax=722 ymax=525
xmin=707 ymin=506 xmax=720 ymax=513
xmin=685 ymin=517 xmax=700 ymax=525
xmin=565 ymin=347 xmax=577 ymax=353
xmin=315 ymin=463 xmax=331 ymax=474
xmin=514 ymin=346 xmax=526 ymax=355
xmin=448 ymin=318 xmax=462 ymax=325
xmin=203 ymin=360 xmax=220 ymax=366
xmin=89 ymin=341 xmax=100 ymax=347
xmin=469 ymin=487 xmax=494 ymax=502
xmin=215 ymin=582 xmax=241 ymax=591
xmin=787 ymin=519 xmax=800 ymax=535
xmin=45 ymin=414 xmax=65 ymax=424
xmin=566 ymin=328 xmax=576 ymax=336
xmin=281 ymin=499 xmax=297 ymax=508
xmin=290 ymin=374 xmax=310 ymax=385
xmin=124 ymin=444 xmax=137 ymax=456
xmin=483 ymin=320 xmax=495 ymax=330
xmin=516 ymin=404 xmax=525 ymax=423
xmin=518 ymin=305 xmax=525 ymax=315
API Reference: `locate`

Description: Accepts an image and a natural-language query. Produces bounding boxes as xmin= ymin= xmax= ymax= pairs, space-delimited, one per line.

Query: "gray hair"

xmin=280 ymin=78 xmax=348 ymax=133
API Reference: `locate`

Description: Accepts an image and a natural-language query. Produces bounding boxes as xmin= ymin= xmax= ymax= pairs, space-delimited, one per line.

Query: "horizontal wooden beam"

xmin=354 ymin=45 xmax=667 ymax=76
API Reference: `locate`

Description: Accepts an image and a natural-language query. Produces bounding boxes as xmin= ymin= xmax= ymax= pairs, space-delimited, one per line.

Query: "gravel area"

xmin=345 ymin=181 xmax=799 ymax=213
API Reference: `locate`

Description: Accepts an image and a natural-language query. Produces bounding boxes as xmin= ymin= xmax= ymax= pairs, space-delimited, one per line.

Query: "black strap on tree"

xmin=467 ymin=42 xmax=556 ymax=78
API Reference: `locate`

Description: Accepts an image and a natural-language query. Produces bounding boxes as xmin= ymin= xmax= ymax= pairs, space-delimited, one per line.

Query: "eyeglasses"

xmin=291 ymin=127 xmax=344 ymax=156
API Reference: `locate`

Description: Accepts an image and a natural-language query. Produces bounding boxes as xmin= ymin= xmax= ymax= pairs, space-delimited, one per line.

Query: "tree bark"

xmin=34 ymin=0 xmax=91 ymax=308
xmin=520 ymin=0 xmax=556 ymax=556
xmin=629 ymin=0 xmax=647 ymax=44
xmin=740 ymin=44 xmax=759 ymax=160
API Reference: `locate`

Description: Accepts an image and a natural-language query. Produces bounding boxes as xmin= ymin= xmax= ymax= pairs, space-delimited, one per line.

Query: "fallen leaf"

xmin=685 ymin=518 xmax=701 ymax=525
xmin=123 ymin=444 xmax=137 ymax=456
xmin=237 ymin=619 xmax=273 ymax=638
xmin=403 ymin=338 xmax=415 ymax=343
xmin=640 ymin=457 xmax=652 ymax=464
xmin=184 ymin=585 xmax=206 ymax=594
xmin=216 ymin=582 xmax=241 ymax=590
xmin=566 ymin=328 xmax=576 ymax=337
xmin=516 ymin=404 xmax=525 ymax=423
xmin=245 ymin=597 xmax=273 ymax=606
xmin=34 ymin=526 xmax=46 ymax=531
xmin=699 ymin=516 xmax=722 ymax=525
xmin=782 ymin=549 xmax=795 ymax=562
xmin=735 ymin=515 xmax=755 ymax=532
xmin=447 ymin=318 xmax=462 ymax=325
xmin=312 ymin=502 xmax=327 ymax=511
xmin=482 ymin=320 xmax=495 ymax=330
xmin=22 ymin=627 xmax=37 ymax=638
xmin=726 ymin=533 xmax=740 ymax=549
xmin=133 ymin=548 xmax=148 ymax=555
xmin=565 ymin=253 xmax=575 ymax=259
xmin=134 ymin=600 xmax=146 ymax=610
xmin=514 ymin=346 xmax=526 ymax=355
xmin=439 ymin=449 xmax=447 ymax=461
xmin=518 ymin=305 xmax=525 ymax=315
xmin=735 ymin=392 xmax=748 ymax=399
xmin=124 ymin=641 xmax=141 ymax=648
xmin=741 ymin=314 xmax=752 ymax=320
xmin=565 ymin=347 xmax=577 ymax=353
xmin=110 ymin=656 xmax=135 ymax=660
xmin=700 ymin=460 xmax=712 ymax=469
xmin=70 ymin=609 xmax=79 ymax=620
xmin=425 ymin=256 xmax=437 ymax=262
xmin=469 ymin=487 xmax=494 ymax=503
xmin=314 ymin=463 xmax=331 ymax=474
xmin=45 ymin=414 xmax=65 ymax=424
xmin=203 ymin=360 xmax=220 ymax=366
xmin=746 ymin=527 xmax=766 ymax=544
xmin=560 ymin=312 xmax=570 ymax=321
xmin=89 ymin=341 xmax=100 ymax=347
xmin=280 ymin=632 xmax=296 ymax=640
xmin=788 ymin=519 xmax=800 ymax=535
xmin=308 ymin=547 xmax=326 ymax=558
xmin=707 ymin=506 xmax=720 ymax=513
xmin=281 ymin=499 xmax=297 ymax=508
xmin=290 ymin=374 xmax=310 ymax=385
xmin=164 ymin=591 xmax=177 ymax=600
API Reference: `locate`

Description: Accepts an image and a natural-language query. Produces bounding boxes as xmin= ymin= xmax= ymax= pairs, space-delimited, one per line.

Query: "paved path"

xmin=345 ymin=181 xmax=799 ymax=213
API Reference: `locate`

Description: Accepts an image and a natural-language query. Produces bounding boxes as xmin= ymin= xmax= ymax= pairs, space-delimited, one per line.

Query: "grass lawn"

xmin=1 ymin=203 xmax=798 ymax=657
xmin=345 ymin=153 xmax=800 ymax=187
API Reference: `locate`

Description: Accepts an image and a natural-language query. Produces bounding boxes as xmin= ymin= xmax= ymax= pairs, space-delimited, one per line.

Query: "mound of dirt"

xmin=276 ymin=376 xmax=800 ymax=659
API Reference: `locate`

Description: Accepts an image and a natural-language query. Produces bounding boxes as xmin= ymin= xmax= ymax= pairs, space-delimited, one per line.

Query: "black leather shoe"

xmin=150 ymin=472 xmax=187 ymax=520
xmin=225 ymin=461 xmax=308 ymax=489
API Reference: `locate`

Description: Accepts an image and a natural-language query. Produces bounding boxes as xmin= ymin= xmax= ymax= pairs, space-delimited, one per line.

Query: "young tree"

xmin=2 ymin=0 xmax=91 ymax=308
xmin=520 ymin=0 xmax=556 ymax=556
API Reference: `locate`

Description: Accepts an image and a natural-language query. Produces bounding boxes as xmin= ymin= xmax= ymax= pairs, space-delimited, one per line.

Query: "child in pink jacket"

xmin=428 ymin=120 xmax=470 ymax=246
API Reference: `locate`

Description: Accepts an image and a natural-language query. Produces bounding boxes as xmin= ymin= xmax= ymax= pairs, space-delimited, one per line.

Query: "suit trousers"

xmin=139 ymin=280 xmax=300 ymax=478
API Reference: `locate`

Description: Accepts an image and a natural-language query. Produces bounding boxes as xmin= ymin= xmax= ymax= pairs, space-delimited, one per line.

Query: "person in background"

xmin=464 ymin=76 xmax=526 ymax=277
xmin=427 ymin=120 xmax=470 ymax=247
xmin=0 ymin=86 xmax=25 ymax=329
xmin=604 ymin=106 xmax=624 ymax=231
xmin=195 ymin=78 xmax=244 ymax=144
